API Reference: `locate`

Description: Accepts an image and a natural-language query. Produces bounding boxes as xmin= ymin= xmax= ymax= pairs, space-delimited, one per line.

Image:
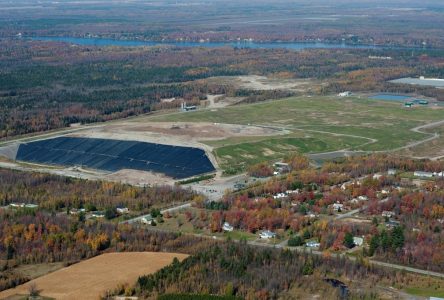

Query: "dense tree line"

xmin=0 ymin=169 xmax=196 ymax=211
xmin=132 ymin=241 xmax=407 ymax=299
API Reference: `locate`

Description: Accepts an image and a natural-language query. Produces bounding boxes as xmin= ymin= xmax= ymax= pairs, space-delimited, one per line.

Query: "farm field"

xmin=148 ymin=96 xmax=444 ymax=172
xmin=0 ymin=252 xmax=188 ymax=300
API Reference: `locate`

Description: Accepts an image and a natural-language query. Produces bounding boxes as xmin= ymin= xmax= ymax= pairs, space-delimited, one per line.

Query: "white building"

xmin=388 ymin=169 xmax=397 ymax=176
xmin=259 ymin=230 xmax=276 ymax=239
xmin=332 ymin=202 xmax=344 ymax=211
xmin=338 ymin=91 xmax=352 ymax=97
xmin=353 ymin=237 xmax=364 ymax=247
xmin=140 ymin=216 xmax=153 ymax=225
xmin=222 ymin=222 xmax=234 ymax=232
xmin=117 ymin=207 xmax=129 ymax=214
xmin=382 ymin=211 xmax=395 ymax=218
xmin=414 ymin=171 xmax=434 ymax=178
xmin=358 ymin=195 xmax=368 ymax=201
xmin=306 ymin=241 xmax=321 ymax=248
xmin=273 ymin=193 xmax=287 ymax=199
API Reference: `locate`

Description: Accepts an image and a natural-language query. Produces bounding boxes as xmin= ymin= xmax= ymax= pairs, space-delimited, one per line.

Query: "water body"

xmin=369 ymin=94 xmax=412 ymax=102
xmin=30 ymin=36 xmax=387 ymax=50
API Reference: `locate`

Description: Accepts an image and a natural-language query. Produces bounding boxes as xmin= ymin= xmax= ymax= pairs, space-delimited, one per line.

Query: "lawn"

xmin=148 ymin=96 xmax=444 ymax=172
xmin=212 ymin=133 xmax=365 ymax=174
xmin=405 ymin=287 xmax=444 ymax=298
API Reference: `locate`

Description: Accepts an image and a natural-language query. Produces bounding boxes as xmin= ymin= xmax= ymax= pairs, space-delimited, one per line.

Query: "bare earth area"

xmin=0 ymin=252 xmax=188 ymax=300
xmin=205 ymin=75 xmax=321 ymax=92
xmin=70 ymin=121 xmax=282 ymax=147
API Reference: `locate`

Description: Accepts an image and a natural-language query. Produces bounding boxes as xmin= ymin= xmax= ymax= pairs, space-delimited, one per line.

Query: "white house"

xmin=414 ymin=171 xmax=434 ymax=178
xmin=117 ymin=207 xmax=129 ymax=214
xmin=70 ymin=208 xmax=86 ymax=215
xmin=332 ymin=202 xmax=344 ymax=211
xmin=338 ymin=91 xmax=352 ymax=97
xmin=382 ymin=211 xmax=395 ymax=218
xmin=91 ymin=211 xmax=105 ymax=218
xmin=273 ymin=193 xmax=287 ymax=199
xmin=353 ymin=237 xmax=364 ymax=247
xmin=306 ymin=241 xmax=321 ymax=248
xmin=373 ymin=174 xmax=383 ymax=180
xmin=358 ymin=195 xmax=368 ymax=201
xmin=259 ymin=230 xmax=276 ymax=239
xmin=222 ymin=222 xmax=234 ymax=232
xmin=140 ymin=216 xmax=153 ymax=225
xmin=388 ymin=169 xmax=397 ymax=176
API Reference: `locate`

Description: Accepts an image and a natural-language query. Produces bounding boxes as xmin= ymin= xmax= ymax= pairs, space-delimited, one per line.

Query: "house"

xmin=70 ymin=208 xmax=86 ymax=215
xmin=380 ymin=189 xmax=390 ymax=195
xmin=382 ymin=211 xmax=395 ymax=218
xmin=259 ymin=230 xmax=276 ymax=239
xmin=285 ymin=189 xmax=299 ymax=195
xmin=306 ymin=241 xmax=321 ymax=248
xmin=373 ymin=174 xmax=383 ymax=180
xmin=388 ymin=169 xmax=397 ymax=176
xmin=140 ymin=215 xmax=153 ymax=225
xmin=9 ymin=203 xmax=38 ymax=209
xmin=24 ymin=204 xmax=38 ymax=209
xmin=385 ymin=219 xmax=401 ymax=228
xmin=332 ymin=202 xmax=344 ymax=211
xmin=358 ymin=195 xmax=368 ymax=201
xmin=338 ymin=91 xmax=352 ymax=97
xmin=91 ymin=211 xmax=105 ymax=218
xmin=274 ymin=162 xmax=291 ymax=173
xmin=181 ymin=102 xmax=197 ymax=112
xmin=414 ymin=171 xmax=434 ymax=178
xmin=273 ymin=193 xmax=287 ymax=199
xmin=116 ymin=206 xmax=129 ymax=214
xmin=222 ymin=222 xmax=234 ymax=232
xmin=353 ymin=237 xmax=364 ymax=247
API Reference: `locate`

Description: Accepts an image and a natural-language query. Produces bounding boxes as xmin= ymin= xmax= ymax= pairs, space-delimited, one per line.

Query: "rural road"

xmin=120 ymin=202 xmax=192 ymax=225
xmin=335 ymin=197 xmax=389 ymax=220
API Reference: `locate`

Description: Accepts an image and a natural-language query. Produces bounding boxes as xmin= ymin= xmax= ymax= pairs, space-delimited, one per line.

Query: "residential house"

xmin=222 ymin=222 xmax=234 ymax=232
xmin=306 ymin=241 xmax=321 ymax=248
xmin=332 ymin=202 xmax=344 ymax=212
xmin=140 ymin=215 xmax=153 ymax=225
xmin=353 ymin=237 xmax=364 ymax=247
xmin=259 ymin=230 xmax=276 ymax=239
xmin=414 ymin=171 xmax=434 ymax=178
xmin=116 ymin=206 xmax=129 ymax=214
xmin=382 ymin=211 xmax=395 ymax=218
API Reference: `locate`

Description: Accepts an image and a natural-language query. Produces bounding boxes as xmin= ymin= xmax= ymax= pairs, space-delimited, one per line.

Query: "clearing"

xmin=0 ymin=252 xmax=188 ymax=300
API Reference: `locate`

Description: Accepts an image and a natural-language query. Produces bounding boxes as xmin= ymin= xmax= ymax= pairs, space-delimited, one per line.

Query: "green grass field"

xmin=149 ymin=96 xmax=444 ymax=173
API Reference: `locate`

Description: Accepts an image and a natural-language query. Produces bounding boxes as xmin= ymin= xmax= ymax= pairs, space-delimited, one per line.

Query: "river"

xmin=30 ymin=36 xmax=389 ymax=50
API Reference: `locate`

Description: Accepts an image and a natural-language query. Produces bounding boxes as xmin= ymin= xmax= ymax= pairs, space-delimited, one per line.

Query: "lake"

xmin=30 ymin=36 xmax=387 ymax=50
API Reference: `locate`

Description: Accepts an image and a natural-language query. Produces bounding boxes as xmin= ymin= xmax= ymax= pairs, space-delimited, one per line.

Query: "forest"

xmin=128 ymin=241 xmax=442 ymax=299
xmin=0 ymin=169 xmax=196 ymax=211
xmin=1 ymin=39 xmax=444 ymax=139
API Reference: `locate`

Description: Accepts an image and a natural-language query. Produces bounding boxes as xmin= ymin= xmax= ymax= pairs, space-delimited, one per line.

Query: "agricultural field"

xmin=148 ymin=96 xmax=444 ymax=173
xmin=0 ymin=252 xmax=188 ymax=300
